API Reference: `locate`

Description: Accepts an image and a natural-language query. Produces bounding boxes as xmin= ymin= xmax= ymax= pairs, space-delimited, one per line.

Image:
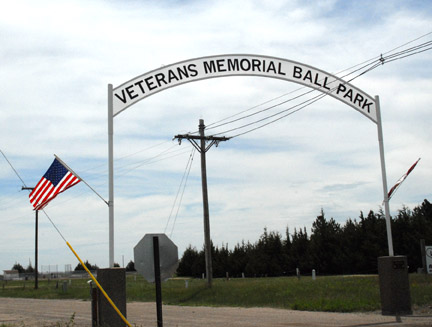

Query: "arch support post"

xmin=108 ymin=84 xmax=114 ymax=267
xmin=375 ymin=95 xmax=394 ymax=257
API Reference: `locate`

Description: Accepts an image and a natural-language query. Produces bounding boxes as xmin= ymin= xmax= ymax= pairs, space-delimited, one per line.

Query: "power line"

xmin=228 ymin=93 xmax=327 ymax=138
xmin=384 ymin=45 xmax=432 ymax=64
xmin=115 ymin=144 xmax=178 ymax=171
xmin=217 ymin=60 xmax=382 ymax=138
xmin=169 ymin=153 xmax=194 ymax=238
xmin=205 ymin=31 xmax=432 ymax=134
xmin=203 ymin=37 xmax=431 ymax=139
xmin=116 ymin=140 xmax=173 ymax=161
xmin=206 ymin=58 xmax=382 ymax=135
xmin=382 ymin=40 xmax=432 ymax=61
xmin=115 ymin=146 xmax=191 ymax=178
xmin=164 ymin=147 xmax=196 ymax=235
xmin=203 ymin=52 xmax=380 ymax=133
xmin=206 ymin=88 xmax=316 ymax=132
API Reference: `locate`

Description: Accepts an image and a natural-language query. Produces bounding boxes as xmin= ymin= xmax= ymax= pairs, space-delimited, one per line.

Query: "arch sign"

xmin=112 ymin=54 xmax=377 ymax=123
xmin=107 ymin=54 xmax=393 ymax=267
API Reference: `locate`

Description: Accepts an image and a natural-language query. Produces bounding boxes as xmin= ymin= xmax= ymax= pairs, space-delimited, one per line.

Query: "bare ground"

xmin=0 ymin=298 xmax=431 ymax=327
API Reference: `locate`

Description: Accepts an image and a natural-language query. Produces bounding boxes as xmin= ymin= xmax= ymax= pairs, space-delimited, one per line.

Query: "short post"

xmin=153 ymin=236 xmax=163 ymax=327
xmin=312 ymin=269 xmax=316 ymax=280
xmin=97 ymin=268 xmax=127 ymax=327
xmin=62 ymin=281 xmax=68 ymax=293
xmin=89 ymin=282 xmax=98 ymax=327
xmin=296 ymin=268 xmax=300 ymax=280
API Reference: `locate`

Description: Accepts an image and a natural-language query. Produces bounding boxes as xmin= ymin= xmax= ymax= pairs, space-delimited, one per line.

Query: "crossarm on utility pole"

xmin=174 ymin=134 xmax=230 ymax=153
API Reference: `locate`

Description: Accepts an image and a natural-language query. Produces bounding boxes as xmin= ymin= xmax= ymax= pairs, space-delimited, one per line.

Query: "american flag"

xmin=29 ymin=158 xmax=81 ymax=210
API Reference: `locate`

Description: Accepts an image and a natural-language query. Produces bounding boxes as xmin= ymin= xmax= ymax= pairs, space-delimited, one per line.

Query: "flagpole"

xmin=375 ymin=95 xmax=394 ymax=257
xmin=108 ymin=84 xmax=115 ymax=268
xmin=54 ymin=155 xmax=108 ymax=206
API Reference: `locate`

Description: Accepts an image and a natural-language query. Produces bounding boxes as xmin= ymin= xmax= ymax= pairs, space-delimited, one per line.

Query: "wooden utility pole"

xmin=174 ymin=119 xmax=230 ymax=288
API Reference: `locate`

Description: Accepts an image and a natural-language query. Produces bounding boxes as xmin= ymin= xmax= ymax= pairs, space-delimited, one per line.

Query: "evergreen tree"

xmin=282 ymin=227 xmax=294 ymax=274
xmin=310 ymin=210 xmax=343 ymax=274
xmin=290 ymin=227 xmax=311 ymax=272
xmin=341 ymin=217 xmax=363 ymax=274
xmin=358 ymin=210 xmax=387 ymax=273
xmin=228 ymin=241 xmax=249 ymax=277
xmin=213 ymin=243 xmax=230 ymax=278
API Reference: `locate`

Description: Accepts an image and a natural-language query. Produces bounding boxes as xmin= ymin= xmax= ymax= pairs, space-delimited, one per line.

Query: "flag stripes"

xmin=29 ymin=158 xmax=81 ymax=210
xmin=388 ymin=158 xmax=420 ymax=200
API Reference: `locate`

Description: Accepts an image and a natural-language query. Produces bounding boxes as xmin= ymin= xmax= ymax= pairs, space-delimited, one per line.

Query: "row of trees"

xmin=177 ymin=199 xmax=432 ymax=277
xmin=11 ymin=200 xmax=431 ymax=277
xmin=11 ymin=260 xmax=136 ymax=274
xmin=73 ymin=261 xmax=136 ymax=271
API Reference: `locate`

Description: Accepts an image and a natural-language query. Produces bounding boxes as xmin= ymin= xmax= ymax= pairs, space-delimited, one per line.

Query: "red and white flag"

xmin=29 ymin=157 xmax=81 ymax=210
xmin=388 ymin=158 xmax=421 ymax=200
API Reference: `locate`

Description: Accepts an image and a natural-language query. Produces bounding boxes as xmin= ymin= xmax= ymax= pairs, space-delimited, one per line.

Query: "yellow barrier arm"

xmin=66 ymin=242 xmax=132 ymax=327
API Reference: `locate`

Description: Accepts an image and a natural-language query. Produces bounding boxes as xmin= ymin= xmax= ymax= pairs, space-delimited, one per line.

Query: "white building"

xmin=3 ymin=270 xmax=20 ymax=280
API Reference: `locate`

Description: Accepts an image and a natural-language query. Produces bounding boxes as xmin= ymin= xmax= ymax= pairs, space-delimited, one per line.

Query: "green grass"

xmin=1 ymin=274 xmax=431 ymax=312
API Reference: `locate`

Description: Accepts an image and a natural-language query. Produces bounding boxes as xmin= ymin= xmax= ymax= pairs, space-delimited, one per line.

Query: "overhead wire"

xmin=170 ymin=148 xmax=196 ymax=238
xmin=381 ymin=40 xmax=432 ymax=60
xmin=115 ymin=143 xmax=178 ymax=172
xmin=116 ymin=140 xmax=172 ymax=161
xmin=74 ymin=140 xmax=174 ymax=181
xmin=206 ymin=57 xmax=383 ymax=136
xmin=203 ymin=55 xmax=384 ymax=132
xmin=204 ymin=36 xmax=431 ymax=139
xmin=212 ymin=91 xmax=327 ymax=137
xmin=115 ymin=145 xmax=191 ymax=178
xmin=384 ymin=45 xmax=432 ymax=64
xmin=212 ymin=60 xmax=384 ymax=138
xmin=204 ymin=31 xmax=432 ymax=134
xmin=164 ymin=147 xmax=196 ymax=235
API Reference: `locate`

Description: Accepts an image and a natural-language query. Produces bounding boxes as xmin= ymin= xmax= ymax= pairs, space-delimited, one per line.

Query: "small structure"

xmin=3 ymin=270 xmax=20 ymax=281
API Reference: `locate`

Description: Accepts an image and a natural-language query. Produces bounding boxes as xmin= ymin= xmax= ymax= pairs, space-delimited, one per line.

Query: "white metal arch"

xmin=106 ymin=54 xmax=394 ymax=268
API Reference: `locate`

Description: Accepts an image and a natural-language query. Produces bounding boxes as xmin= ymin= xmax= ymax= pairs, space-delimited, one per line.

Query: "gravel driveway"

xmin=0 ymin=298 xmax=431 ymax=326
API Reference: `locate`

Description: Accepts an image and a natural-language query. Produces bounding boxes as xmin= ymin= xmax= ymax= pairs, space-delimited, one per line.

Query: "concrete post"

xmin=378 ymin=256 xmax=412 ymax=315
xmin=97 ymin=268 xmax=127 ymax=326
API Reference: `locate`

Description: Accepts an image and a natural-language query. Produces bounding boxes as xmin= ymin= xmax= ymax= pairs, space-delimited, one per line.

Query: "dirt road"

xmin=0 ymin=298 xmax=431 ymax=326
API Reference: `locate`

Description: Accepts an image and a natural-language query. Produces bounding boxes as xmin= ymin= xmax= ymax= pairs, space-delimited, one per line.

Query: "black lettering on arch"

xmin=155 ymin=73 xmax=167 ymax=87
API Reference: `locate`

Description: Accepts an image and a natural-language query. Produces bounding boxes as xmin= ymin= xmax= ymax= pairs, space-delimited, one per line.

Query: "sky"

xmin=1 ymin=0 xmax=431 ymax=273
